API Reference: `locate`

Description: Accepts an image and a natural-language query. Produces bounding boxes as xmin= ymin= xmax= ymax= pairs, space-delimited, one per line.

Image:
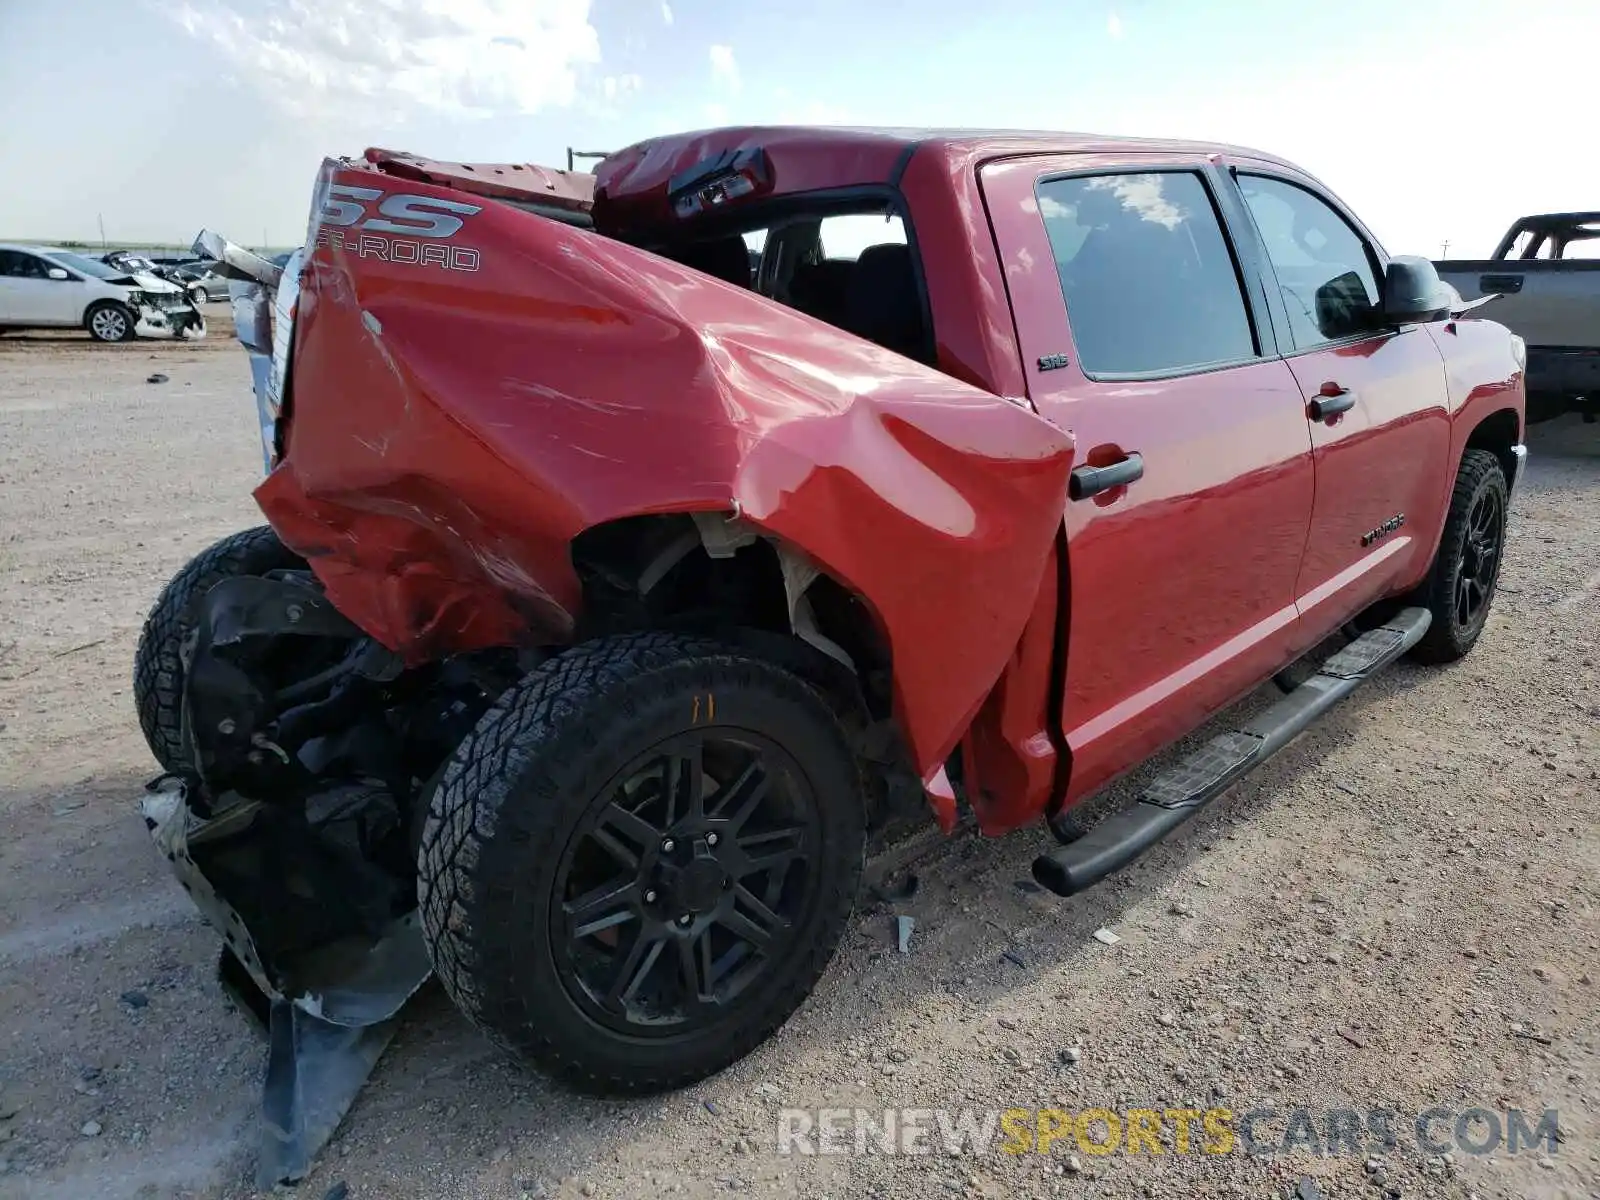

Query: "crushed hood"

xmin=129 ymin=272 xmax=183 ymax=294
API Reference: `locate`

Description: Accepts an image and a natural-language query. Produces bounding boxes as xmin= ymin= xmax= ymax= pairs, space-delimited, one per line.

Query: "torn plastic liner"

xmin=142 ymin=779 xmax=429 ymax=1187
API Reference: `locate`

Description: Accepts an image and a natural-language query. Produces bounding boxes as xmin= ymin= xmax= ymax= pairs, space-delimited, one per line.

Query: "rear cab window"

xmin=1037 ymin=172 xmax=1258 ymax=377
xmin=636 ymin=203 xmax=929 ymax=364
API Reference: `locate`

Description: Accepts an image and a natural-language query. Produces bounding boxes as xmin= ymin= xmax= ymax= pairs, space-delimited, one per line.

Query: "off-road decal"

xmin=313 ymin=182 xmax=484 ymax=273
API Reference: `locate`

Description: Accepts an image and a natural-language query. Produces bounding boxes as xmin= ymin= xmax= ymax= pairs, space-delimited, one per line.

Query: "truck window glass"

xmin=1237 ymin=174 xmax=1381 ymax=349
xmin=817 ymin=213 xmax=906 ymax=260
xmin=655 ymin=206 xmax=925 ymax=362
xmin=1037 ymin=172 xmax=1256 ymax=376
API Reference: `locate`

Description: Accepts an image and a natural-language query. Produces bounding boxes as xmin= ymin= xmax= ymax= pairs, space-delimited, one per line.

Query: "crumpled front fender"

xmin=256 ymin=159 xmax=1074 ymax=777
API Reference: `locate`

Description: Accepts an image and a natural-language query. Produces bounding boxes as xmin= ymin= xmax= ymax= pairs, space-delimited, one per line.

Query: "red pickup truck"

xmin=137 ymin=127 xmax=1525 ymax=1150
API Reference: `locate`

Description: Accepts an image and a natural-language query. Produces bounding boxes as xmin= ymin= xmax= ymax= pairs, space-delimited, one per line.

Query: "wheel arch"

xmin=1462 ymin=405 xmax=1522 ymax=490
xmin=570 ymin=511 xmax=896 ymax=722
xmin=569 ymin=508 xmax=1077 ymax=837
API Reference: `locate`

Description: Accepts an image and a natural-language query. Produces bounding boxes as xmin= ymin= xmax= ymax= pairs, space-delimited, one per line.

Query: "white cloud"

xmin=1106 ymin=11 xmax=1124 ymax=39
xmin=170 ymin=0 xmax=602 ymax=118
xmin=1039 ymin=194 xmax=1073 ymax=220
xmin=1087 ymin=174 xmax=1185 ymax=228
xmin=709 ymin=44 xmax=740 ymax=93
xmin=660 ymin=1 xmax=673 ymax=24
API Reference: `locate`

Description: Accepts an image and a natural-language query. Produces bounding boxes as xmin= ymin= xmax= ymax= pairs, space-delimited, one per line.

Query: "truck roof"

xmin=593 ymin=125 xmax=1299 ymax=232
xmin=1511 ymin=211 xmax=1600 ymax=228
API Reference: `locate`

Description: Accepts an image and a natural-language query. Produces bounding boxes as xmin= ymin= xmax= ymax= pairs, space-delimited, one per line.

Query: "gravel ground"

xmin=0 ymin=326 xmax=1596 ymax=1200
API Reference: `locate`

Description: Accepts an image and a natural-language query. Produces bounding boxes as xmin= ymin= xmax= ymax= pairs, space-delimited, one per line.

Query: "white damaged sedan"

xmin=0 ymin=244 xmax=206 ymax=342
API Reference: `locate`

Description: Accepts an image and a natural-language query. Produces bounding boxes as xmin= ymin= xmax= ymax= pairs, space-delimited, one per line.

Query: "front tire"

xmin=85 ymin=301 xmax=135 ymax=343
xmin=419 ymin=631 xmax=866 ymax=1095
xmin=1409 ymin=448 xmax=1509 ymax=664
xmin=132 ymin=526 xmax=305 ymax=772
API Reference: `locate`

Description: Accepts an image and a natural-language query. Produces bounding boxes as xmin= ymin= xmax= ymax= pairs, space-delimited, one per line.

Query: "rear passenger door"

xmin=1226 ymin=170 xmax=1453 ymax=625
xmin=980 ymin=156 xmax=1317 ymax=803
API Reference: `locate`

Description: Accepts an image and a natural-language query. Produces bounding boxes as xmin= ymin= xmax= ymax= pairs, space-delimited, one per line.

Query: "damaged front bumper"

xmin=133 ymin=298 xmax=207 ymax=340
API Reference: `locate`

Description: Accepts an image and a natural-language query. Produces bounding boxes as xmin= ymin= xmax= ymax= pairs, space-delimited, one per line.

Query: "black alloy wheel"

xmin=1453 ymin=483 xmax=1503 ymax=632
xmin=553 ymin=730 xmax=820 ymax=1034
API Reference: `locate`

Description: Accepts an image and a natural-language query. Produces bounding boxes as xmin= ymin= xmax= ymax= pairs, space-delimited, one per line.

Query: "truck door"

xmin=979 ymin=155 xmax=1316 ymax=803
xmin=1226 ymin=169 xmax=1453 ymax=626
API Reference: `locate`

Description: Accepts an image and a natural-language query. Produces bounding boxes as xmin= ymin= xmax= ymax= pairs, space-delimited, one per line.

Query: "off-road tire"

xmin=132 ymin=525 xmax=304 ymax=772
xmin=1409 ymin=449 xmax=1509 ymax=665
xmin=85 ymin=301 xmax=136 ymax=343
xmin=418 ymin=630 xmax=866 ymax=1095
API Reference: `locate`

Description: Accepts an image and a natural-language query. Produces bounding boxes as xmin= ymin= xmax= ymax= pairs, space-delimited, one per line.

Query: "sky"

xmin=0 ymin=0 xmax=1594 ymax=255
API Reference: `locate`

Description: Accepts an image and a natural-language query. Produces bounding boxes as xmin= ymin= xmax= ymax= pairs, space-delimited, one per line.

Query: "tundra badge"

xmin=1361 ymin=513 xmax=1406 ymax=547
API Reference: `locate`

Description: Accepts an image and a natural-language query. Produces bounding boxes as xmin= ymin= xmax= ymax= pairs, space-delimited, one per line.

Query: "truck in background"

xmin=1436 ymin=212 xmax=1600 ymax=422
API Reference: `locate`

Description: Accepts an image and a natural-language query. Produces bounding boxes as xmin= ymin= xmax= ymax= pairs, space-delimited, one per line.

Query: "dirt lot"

xmin=1 ymin=323 xmax=1596 ymax=1200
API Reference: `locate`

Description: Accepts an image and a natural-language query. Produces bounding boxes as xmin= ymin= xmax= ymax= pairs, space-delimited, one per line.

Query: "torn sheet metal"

xmin=196 ymin=230 xmax=302 ymax=472
xmin=363 ymin=147 xmax=595 ymax=224
xmin=195 ymin=228 xmax=284 ymax=291
xmin=249 ymin=156 xmax=1075 ymax=779
xmin=592 ymin=126 xmax=913 ymax=239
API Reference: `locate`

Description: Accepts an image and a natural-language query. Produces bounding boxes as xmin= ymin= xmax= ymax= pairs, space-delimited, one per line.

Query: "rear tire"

xmin=1409 ymin=449 xmax=1509 ymax=665
xmin=418 ymin=631 xmax=866 ymax=1095
xmin=133 ymin=526 xmax=305 ymax=772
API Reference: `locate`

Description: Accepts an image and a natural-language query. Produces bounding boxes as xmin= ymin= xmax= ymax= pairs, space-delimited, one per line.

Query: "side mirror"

xmin=46 ymin=267 xmax=70 ymax=281
xmin=1383 ymin=256 xmax=1452 ymax=324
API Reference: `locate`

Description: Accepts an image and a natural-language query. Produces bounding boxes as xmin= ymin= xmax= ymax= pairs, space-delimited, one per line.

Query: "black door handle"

xmin=1309 ymin=386 xmax=1357 ymax=420
xmin=1480 ymin=273 xmax=1523 ymax=294
xmin=1069 ymin=452 xmax=1144 ymax=501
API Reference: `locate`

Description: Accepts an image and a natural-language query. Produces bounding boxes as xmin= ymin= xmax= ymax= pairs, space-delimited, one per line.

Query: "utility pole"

xmin=1440 ymin=239 xmax=1450 ymax=259
xmin=98 ymin=213 xmax=107 ymax=249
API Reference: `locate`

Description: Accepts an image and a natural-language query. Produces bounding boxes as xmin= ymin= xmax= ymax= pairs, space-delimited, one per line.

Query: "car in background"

xmin=103 ymin=250 xmax=223 ymax=305
xmin=1435 ymin=212 xmax=1600 ymax=422
xmin=167 ymin=259 xmax=231 ymax=303
xmin=103 ymin=250 xmax=173 ymax=278
xmin=0 ymin=244 xmax=206 ymax=341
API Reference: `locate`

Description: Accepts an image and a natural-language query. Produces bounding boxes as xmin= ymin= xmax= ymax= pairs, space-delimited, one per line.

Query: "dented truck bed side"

xmin=254 ymin=153 xmax=1075 ymax=797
